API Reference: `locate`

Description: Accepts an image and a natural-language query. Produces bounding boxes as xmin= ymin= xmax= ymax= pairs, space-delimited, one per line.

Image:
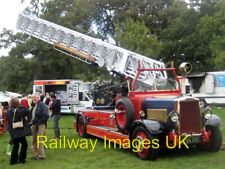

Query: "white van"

xmin=33 ymin=79 xmax=93 ymax=114
xmin=188 ymin=71 xmax=225 ymax=105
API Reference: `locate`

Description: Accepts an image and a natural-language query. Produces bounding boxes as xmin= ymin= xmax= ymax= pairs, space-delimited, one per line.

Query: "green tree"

xmin=198 ymin=0 xmax=225 ymax=70
xmin=159 ymin=0 xmax=221 ymax=71
xmin=1 ymin=0 xmax=225 ymax=94
xmin=92 ymin=0 xmax=176 ymax=38
xmin=114 ymin=18 xmax=161 ymax=57
xmin=0 ymin=0 xmax=106 ymax=93
xmin=0 ymin=55 xmax=34 ymax=93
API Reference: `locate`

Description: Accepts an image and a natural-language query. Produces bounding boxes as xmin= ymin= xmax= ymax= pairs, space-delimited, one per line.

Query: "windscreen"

xmin=135 ymin=69 xmax=178 ymax=92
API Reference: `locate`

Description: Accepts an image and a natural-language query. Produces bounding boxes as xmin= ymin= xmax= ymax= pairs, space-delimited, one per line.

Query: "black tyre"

xmin=198 ymin=125 xmax=222 ymax=152
xmin=115 ymin=98 xmax=135 ymax=132
xmin=77 ymin=116 xmax=87 ymax=137
xmin=131 ymin=126 xmax=159 ymax=160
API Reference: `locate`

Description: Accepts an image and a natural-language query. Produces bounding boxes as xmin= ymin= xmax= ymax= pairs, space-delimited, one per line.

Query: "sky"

xmin=0 ymin=0 xmax=30 ymax=56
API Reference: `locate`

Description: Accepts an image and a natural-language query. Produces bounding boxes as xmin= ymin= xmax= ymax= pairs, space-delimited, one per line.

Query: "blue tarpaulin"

xmin=215 ymin=74 xmax=225 ymax=87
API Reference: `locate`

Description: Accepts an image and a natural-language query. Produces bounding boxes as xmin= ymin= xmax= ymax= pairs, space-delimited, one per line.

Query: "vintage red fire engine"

xmin=15 ymin=12 xmax=223 ymax=160
xmin=75 ymin=65 xmax=222 ymax=160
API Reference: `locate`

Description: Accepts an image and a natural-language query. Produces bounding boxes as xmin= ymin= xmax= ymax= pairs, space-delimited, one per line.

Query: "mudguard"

xmin=76 ymin=112 xmax=87 ymax=132
xmin=129 ymin=119 xmax=163 ymax=140
xmin=206 ymin=114 xmax=222 ymax=127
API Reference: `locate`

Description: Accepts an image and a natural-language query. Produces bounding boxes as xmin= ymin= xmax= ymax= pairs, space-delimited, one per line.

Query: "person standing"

xmin=49 ymin=94 xmax=61 ymax=138
xmin=6 ymin=97 xmax=30 ymax=165
xmin=20 ymin=96 xmax=30 ymax=109
xmin=43 ymin=92 xmax=50 ymax=106
xmin=31 ymin=93 xmax=49 ymax=160
xmin=27 ymin=94 xmax=33 ymax=110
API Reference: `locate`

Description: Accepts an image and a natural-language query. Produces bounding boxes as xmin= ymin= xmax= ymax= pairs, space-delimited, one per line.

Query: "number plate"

xmin=186 ymin=135 xmax=201 ymax=144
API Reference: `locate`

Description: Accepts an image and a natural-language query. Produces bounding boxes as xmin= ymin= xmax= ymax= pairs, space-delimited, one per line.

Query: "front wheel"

xmin=131 ymin=126 xmax=159 ymax=160
xmin=198 ymin=125 xmax=222 ymax=152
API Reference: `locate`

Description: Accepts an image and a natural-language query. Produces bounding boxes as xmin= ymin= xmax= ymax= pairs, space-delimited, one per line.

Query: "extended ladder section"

xmin=16 ymin=12 xmax=167 ymax=86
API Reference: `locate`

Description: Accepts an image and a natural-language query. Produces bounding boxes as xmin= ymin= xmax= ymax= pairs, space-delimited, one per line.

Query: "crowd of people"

xmin=6 ymin=92 xmax=61 ymax=165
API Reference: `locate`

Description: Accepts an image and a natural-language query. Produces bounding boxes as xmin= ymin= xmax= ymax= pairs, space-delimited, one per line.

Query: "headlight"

xmin=199 ymin=100 xmax=205 ymax=108
xmin=139 ymin=110 xmax=145 ymax=118
xmin=199 ymin=99 xmax=207 ymax=108
xmin=202 ymin=107 xmax=212 ymax=120
xmin=169 ymin=111 xmax=179 ymax=123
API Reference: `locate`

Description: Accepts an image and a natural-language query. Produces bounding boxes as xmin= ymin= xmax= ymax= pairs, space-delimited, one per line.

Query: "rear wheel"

xmin=115 ymin=98 xmax=135 ymax=132
xmin=77 ymin=116 xmax=87 ymax=137
xmin=198 ymin=125 xmax=222 ymax=152
xmin=131 ymin=126 xmax=159 ymax=160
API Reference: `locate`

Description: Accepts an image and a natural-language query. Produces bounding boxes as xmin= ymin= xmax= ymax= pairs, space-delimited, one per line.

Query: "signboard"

xmin=33 ymin=85 xmax=43 ymax=95
xmin=57 ymin=91 xmax=68 ymax=104
xmin=67 ymin=82 xmax=79 ymax=104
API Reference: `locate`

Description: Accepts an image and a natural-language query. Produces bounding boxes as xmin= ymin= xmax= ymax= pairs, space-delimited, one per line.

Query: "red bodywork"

xmin=123 ymin=67 xmax=181 ymax=121
xmin=0 ymin=108 xmax=7 ymax=135
xmin=75 ymin=67 xmax=211 ymax=149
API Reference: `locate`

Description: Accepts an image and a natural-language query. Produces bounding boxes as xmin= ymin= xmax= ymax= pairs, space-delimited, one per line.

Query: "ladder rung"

xmin=17 ymin=12 xmax=167 ymax=86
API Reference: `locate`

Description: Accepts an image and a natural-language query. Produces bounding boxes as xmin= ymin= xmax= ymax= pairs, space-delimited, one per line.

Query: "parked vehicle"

xmin=76 ymin=66 xmax=222 ymax=160
xmin=188 ymin=71 xmax=225 ymax=105
xmin=33 ymin=80 xmax=93 ymax=114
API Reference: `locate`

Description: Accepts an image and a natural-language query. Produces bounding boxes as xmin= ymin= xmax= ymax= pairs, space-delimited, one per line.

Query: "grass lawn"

xmin=0 ymin=107 xmax=225 ymax=169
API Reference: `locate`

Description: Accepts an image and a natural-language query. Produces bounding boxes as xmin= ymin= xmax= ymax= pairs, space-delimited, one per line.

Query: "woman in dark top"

xmin=49 ymin=94 xmax=61 ymax=138
xmin=6 ymin=97 xmax=30 ymax=165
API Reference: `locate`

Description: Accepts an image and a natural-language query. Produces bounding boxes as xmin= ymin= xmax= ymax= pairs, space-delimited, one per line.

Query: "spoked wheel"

xmin=115 ymin=98 xmax=135 ymax=132
xmin=132 ymin=126 xmax=159 ymax=160
xmin=198 ymin=125 xmax=222 ymax=152
xmin=77 ymin=116 xmax=87 ymax=137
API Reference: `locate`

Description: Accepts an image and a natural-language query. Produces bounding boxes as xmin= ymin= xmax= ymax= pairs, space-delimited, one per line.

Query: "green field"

xmin=0 ymin=107 xmax=225 ymax=169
